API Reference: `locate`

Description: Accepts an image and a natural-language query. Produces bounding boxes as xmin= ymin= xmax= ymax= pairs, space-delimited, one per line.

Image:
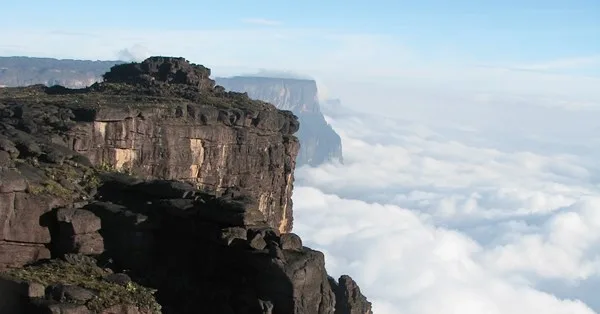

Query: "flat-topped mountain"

xmin=216 ymin=76 xmax=323 ymax=113
xmin=0 ymin=56 xmax=371 ymax=314
xmin=216 ymin=76 xmax=344 ymax=167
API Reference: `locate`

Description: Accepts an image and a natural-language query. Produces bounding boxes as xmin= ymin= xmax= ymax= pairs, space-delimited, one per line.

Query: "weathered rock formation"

xmin=1 ymin=56 xmax=299 ymax=233
xmin=216 ymin=76 xmax=343 ymax=167
xmin=0 ymin=57 xmax=371 ymax=314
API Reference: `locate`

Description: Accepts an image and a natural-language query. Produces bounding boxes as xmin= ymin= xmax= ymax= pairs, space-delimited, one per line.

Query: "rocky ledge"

xmin=0 ymin=57 xmax=372 ymax=314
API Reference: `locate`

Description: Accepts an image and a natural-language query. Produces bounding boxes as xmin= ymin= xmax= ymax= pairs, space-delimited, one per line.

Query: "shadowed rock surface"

xmin=0 ymin=57 xmax=371 ymax=314
xmin=216 ymin=76 xmax=343 ymax=167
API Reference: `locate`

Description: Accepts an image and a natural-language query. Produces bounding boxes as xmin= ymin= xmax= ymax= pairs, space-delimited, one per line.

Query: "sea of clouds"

xmin=291 ymin=97 xmax=600 ymax=314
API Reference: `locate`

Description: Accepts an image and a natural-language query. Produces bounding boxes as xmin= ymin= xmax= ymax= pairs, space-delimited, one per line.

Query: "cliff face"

xmin=0 ymin=56 xmax=123 ymax=88
xmin=0 ymin=57 xmax=299 ymax=234
xmin=0 ymin=57 xmax=371 ymax=314
xmin=216 ymin=76 xmax=343 ymax=167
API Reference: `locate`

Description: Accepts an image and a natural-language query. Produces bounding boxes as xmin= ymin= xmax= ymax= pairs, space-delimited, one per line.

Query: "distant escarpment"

xmin=216 ymin=76 xmax=343 ymax=167
xmin=0 ymin=57 xmax=371 ymax=314
xmin=0 ymin=56 xmax=123 ymax=88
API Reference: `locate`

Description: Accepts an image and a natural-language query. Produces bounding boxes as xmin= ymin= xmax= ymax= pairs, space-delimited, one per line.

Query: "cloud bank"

xmin=292 ymin=98 xmax=600 ymax=314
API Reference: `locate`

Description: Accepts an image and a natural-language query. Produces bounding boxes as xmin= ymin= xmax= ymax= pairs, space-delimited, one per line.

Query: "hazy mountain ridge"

xmin=0 ymin=56 xmax=124 ymax=88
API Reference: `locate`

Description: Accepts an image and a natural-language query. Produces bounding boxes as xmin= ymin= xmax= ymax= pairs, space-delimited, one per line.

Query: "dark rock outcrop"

xmin=102 ymin=56 xmax=215 ymax=91
xmin=331 ymin=275 xmax=373 ymax=314
xmin=216 ymin=76 xmax=343 ymax=167
xmin=0 ymin=57 xmax=371 ymax=314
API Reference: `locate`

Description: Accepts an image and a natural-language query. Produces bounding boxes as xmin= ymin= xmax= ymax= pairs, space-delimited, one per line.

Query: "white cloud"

xmin=293 ymin=189 xmax=596 ymax=314
xmin=482 ymin=198 xmax=600 ymax=280
xmin=241 ymin=18 xmax=282 ymax=26
xmin=292 ymin=102 xmax=600 ymax=313
xmin=116 ymin=44 xmax=150 ymax=61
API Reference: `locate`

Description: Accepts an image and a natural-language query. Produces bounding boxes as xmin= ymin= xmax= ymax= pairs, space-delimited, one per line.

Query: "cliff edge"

xmin=0 ymin=57 xmax=371 ymax=314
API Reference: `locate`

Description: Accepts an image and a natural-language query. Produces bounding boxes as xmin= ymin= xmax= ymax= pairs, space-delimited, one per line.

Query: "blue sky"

xmin=2 ymin=0 xmax=598 ymax=67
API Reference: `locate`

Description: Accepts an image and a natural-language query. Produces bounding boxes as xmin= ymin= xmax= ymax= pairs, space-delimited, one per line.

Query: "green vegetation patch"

xmin=26 ymin=167 xmax=75 ymax=199
xmin=26 ymin=180 xmax=70 ymax=198
xmin=24 ymin=162 xmax=103 ymax=199
xmin=4 ymin=257 xmax=161 ymax=313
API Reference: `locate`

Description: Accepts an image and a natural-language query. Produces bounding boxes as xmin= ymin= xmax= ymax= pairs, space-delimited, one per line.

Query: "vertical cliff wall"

xmin=68 ymin=101 xmax=298 ymax=234
xmin=216 ymin=76 xmax=343 ymax=167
